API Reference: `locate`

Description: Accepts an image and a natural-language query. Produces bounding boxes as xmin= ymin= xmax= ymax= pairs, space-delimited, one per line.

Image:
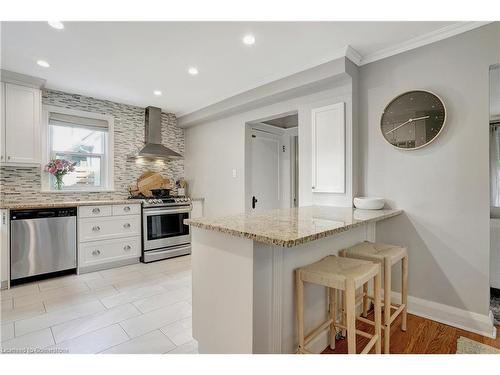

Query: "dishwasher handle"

xmin=11 ymin=207 xmax=77 ymax=220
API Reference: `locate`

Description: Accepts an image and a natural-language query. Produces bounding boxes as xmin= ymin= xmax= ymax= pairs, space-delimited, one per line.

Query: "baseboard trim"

xmin=78 ymin=257 xmax=140 ymax=274
xmin=391 ymin=291 xmax=497 ymax=339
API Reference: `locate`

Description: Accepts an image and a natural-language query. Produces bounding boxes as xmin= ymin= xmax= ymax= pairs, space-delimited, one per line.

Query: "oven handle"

xmin=143 ymin=206 xmax=192 ymax=215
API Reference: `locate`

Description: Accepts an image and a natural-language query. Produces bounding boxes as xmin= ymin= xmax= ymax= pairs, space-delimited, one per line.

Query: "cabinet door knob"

xmin=123 ymin=223 xmax=131 ymax=229
xmin=92 ymin=208 xmax=101 ymax=214
xmin=92 ymin=249 xmax=101 ymax=256
xmin=92 ymin=225 xmax=101 ymax=232
xmin=7 ymin=156 xmax=11 ymax=160
xmin=124 ymin=206 xmax=131 ymax=212
xmin=123 ymin=245 xmax=131 ymax=251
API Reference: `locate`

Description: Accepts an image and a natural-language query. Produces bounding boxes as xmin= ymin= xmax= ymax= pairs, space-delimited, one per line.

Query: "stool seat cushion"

xmin=345 ymin=241 xmax=407 ymax=265
xmin=298 ymin=255 xmax=378 ymax=289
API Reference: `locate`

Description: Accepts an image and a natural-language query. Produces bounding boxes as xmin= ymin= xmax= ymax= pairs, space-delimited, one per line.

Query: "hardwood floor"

xmin=322 ymin=312 xmax=500 ymax=354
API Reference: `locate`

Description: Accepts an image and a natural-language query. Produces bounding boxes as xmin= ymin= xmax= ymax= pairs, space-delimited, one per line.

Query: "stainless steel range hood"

xmin=135 ymin=106 xmax=182 ymax=160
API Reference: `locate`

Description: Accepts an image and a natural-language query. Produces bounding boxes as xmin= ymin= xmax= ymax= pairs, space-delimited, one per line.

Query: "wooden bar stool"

xmin=340 ymin=241 xmax=408 ymax=354
xmin=295 ymin=255 xmax=382 ymax=354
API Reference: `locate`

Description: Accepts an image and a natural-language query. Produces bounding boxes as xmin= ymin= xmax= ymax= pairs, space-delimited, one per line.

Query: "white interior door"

xmin=251 ymin=130 xmax=281 ymax=211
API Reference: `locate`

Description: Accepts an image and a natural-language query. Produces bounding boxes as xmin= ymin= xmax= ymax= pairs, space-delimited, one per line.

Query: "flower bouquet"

xmin=44 ymin=159 xmax=76 ymax=190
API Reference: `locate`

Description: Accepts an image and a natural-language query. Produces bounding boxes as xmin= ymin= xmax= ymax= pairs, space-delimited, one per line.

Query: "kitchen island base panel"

xmin=191 ymin=223 xmax=373 ymax=354
xmin=191 ymin=228 xmax=254 ymax=354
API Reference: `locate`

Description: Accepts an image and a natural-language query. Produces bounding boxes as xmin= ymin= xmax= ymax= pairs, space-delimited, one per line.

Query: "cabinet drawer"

xmin=79 ymin=215 xmax=141 ymax=242
xmin=112 ymin=204 xmax=141 ymax=216
xmin=79 ymin=205 xmax=112 ymax=218
xmin=80 ymin=236 xmax=141 ymax=266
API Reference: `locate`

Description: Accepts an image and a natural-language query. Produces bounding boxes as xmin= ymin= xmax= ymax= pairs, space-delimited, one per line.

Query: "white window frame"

xmin=41 ymin=105 xmax=114 ymax=192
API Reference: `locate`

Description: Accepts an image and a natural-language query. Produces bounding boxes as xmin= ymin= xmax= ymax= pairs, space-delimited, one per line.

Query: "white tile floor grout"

xmin=0 ymin=255 xmax=197 ymax=354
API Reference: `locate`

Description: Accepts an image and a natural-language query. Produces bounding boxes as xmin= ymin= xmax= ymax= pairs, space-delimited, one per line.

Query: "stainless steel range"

xmin=138 ymin=197 xmax=192 ymax=263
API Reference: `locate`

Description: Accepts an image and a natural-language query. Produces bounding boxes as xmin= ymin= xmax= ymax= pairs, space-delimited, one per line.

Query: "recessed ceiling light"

xmin=37 ymin=60 xmax=50 ymax=68
xmin=242 ymin=34 xmax=255 ymax=45
xmin=48 ymin=21 xmax=64 ymax=30
xmin=188 ymin=67 xmax=199 ymax=76
xmin=153 ymin=90 xmax=162 ymax=96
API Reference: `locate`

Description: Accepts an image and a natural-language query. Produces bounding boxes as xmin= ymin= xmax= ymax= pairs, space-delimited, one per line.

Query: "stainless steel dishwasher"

xmin=10 ymin=207 xmax=77 ymax=285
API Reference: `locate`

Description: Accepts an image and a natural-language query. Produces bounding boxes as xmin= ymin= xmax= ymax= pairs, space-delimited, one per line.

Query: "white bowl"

xmin=353 ymin=197 xmax=385 ymax=210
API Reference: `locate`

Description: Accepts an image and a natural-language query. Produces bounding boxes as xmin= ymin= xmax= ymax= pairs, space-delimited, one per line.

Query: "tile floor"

xmin=0 ymin=255 xmax=197 ymax=354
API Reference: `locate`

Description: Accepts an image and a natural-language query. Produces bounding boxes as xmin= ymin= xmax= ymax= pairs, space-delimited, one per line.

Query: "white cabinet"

xmin=0 ymin=209 xmax=9 ymax=289
xmin=78 ymin=203 xmax=141 ymax=273
xmin=311 ymin=102 xmax=345 ymax=193
xmin=79 ymin=215 xmax=141 ymax=242
xmin=80 ymin=237 xmax=141 ymax=267
xmin=1 ymin=83 xmax=41 ymax=165
xmin=79 ymin=205 xmax=113 ymax=218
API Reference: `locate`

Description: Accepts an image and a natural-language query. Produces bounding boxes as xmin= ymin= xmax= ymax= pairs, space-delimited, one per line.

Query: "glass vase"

xmin=55 ymin=175 xmax=64 ymax=190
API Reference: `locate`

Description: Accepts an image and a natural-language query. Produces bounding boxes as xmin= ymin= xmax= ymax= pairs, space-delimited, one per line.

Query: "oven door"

xmin=143 ymin=206 xmax=191 ymax=250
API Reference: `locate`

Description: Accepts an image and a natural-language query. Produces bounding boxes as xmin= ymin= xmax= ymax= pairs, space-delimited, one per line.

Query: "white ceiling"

xmin=1 ymin=21 xmax=465 ymax=115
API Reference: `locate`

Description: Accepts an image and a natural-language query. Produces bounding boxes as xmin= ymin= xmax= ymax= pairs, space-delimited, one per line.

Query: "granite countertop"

xmin=0 ymin=199 xmax=143 ymax=210
xmin=185 ymin=205 xmax=403 ymax=247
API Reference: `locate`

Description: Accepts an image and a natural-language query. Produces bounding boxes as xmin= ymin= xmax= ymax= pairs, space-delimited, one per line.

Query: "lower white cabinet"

xmin=80 ymin=236 xmax=141 ymax=267
xmin=0 ymin=209 xmax=9 ymax=289
xmin=78 ymin=203 xmax=141 ymax=273
xmin=79 ymin=215 xmax=141 ymax=242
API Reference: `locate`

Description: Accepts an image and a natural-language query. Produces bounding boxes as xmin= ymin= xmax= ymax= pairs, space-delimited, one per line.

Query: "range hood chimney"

xmin=136 ymin=106 xmax=182 ymax=160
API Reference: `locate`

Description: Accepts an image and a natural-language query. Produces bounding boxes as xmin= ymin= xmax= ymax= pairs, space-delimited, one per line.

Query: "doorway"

xmin=489 ymin=63 xmax=500 ymax=324
xmin=246 ymin=112 xmax=299 ymax=212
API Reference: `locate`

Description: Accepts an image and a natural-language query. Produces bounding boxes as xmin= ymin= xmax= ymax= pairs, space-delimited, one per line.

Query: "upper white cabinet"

xmin=311 ymin=102 xmax=345 ymax=193
xmin=1 ymin=82 xmax=42 ymax=165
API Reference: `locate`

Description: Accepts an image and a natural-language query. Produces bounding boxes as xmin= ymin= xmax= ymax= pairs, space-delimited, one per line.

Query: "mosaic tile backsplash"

xmin=0 ymin=89 xmax=184 ymax=204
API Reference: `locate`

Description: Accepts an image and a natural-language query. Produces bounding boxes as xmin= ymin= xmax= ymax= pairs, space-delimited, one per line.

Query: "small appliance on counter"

xmin=10 ymin=207 xmax=77 ymax=285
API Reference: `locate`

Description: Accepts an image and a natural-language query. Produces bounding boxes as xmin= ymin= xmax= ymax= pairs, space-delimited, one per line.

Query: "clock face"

xmin=380 ymin=90 xmax=446 ymax=150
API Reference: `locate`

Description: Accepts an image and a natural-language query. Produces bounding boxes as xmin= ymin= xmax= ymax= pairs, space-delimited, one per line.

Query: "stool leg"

xmin=329 ymin=288 xmax=337 ymax=350
xmin=374 ymin=269 xmax=382 ymax=354
xmin=339 ymin=250 xmax=347 ymax=338
xmin=401 ymin=255 xmax=408 ymax=332
xmin=383 ymin=258 xmax=391 ymax=354
xmin=345 ymin=281 xmax=356 ymax=354
xmin=296 ymin=271 xmax=305 ymax=353
xmin=341 ymin=289 xmax=347 ymax=337
xmin=362 ymin=282 xmax=369 ymax=318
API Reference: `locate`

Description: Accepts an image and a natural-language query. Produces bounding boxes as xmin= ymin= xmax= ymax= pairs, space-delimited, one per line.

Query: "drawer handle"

xmin=123 ymin=223 xmax=131 ymax=229
xmin=123 ymin=245 xmax=131 ymax=251
xmin=92 ymin=208 xmax=101 ymax=214
xmin=92 ymin=249 xmax=101 ymax=256
xmin=92 ymin=225 xmax=101 ymax=232
xmin=124 ymin=206 xmax=131 ymax=212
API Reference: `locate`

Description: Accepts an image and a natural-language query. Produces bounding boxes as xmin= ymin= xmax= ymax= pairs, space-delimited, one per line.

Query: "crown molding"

xmin=0 ymin=69 xmax=46 ymax=88
xmin=345 ymin=45 xmax=362 ymax=65
xmin=359 ymin=21 xmax=493 ymax=66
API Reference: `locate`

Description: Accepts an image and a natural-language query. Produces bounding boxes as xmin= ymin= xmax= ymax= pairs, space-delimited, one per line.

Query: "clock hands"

xmin=385 ymin=115 xmax=430 ymax=135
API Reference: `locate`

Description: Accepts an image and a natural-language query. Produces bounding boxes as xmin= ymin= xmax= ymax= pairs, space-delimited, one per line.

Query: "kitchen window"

xmin=44 ymin=106 xmax=114 ymax=191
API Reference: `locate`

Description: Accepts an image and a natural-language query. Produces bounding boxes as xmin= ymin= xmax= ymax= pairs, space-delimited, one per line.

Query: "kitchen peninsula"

xmin=186 ymin=205 xmax=402 ymax=354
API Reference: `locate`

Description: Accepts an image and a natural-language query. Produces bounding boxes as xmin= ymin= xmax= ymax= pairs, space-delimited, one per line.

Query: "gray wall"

xmin=0 ymin=89 xmax=184 ymax=204
xmin=185 ymin=83 xmax=355 ymax=216
xmin=359 ymin=23 xmax=500 ymax=315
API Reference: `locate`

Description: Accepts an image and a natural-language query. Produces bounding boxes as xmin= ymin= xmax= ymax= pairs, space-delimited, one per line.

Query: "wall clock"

xmin=380 ymin=90 xmax=446 ymax=150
